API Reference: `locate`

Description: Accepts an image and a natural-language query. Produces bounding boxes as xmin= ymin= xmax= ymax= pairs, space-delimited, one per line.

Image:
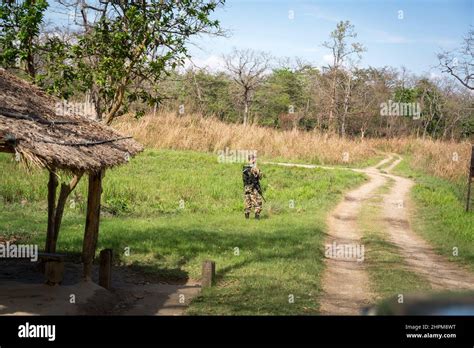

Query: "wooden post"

xmin=39 ymin=253 xmax=65 ymax=285
xmin=467 ymin=176 xmax=472 ymax=212
xmin=52 ymin=173 xmax=83 ymax=253
xmin=44 ymin=260 xmax=65 ymax=285
xmin=201 ymin=260 xmax=215 ymax=288
xmin=82 ymin=170 xmax=104 ymax=280
xmin=45 ymin=172 xmax=83 ymax=254
xmin=467 ymin=146 xmax=474 ymax=212
xmin=99 ymin=249 xmax=113 ymax=290
xmin=45 ymin=170 xmax=58 ymax=253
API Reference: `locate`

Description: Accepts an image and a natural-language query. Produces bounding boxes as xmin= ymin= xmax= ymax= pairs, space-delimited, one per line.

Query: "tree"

xmin=176 ymin=68 xmax=239 ymax=121
xmin=437 ymin=28 xmax=474 ymax=90
xmin=415 ymin=78 xmax=445 ymax=138
xmin=39 ymin=0 xmax=224 ymax=124
xmin=438 ymin=77 xmax=473 ymax=139
xmin=1 ymin=0 xmax=224 ymax=253
xmin=0 ymin=0 xmax=48 ymax=78
xmin=322 ymin=20 xmax=365 ymax=134
xmin=254 ymin=67 xmax=305 ymax=128
xmin=224 ymin=48 xmax=272 ymax=126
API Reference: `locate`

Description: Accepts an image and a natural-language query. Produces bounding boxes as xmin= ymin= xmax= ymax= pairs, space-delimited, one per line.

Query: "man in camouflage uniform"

xmin=243 ymin=154 xmax=263 ymax=219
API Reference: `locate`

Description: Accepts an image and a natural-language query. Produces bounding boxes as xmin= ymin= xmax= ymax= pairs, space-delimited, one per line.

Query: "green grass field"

xmin=0 ymin=149 xmax=366 ymax=315
xmin=1 ymin=149 xmax=472 ymax=314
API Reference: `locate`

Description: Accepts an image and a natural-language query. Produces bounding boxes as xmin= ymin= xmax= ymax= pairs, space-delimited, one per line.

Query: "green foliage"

xmin=1 ymin=0 xmax=223 ymax=121
xmin=69 ymin=0 xmax=223 ymax=121
xmin=176 ymin=70 xmax=239 ymax=121
xmin=0 ymin=0 xmax=48 ymax=76
xmin=460 ymin=113 xmax=474 ymax=138
xmin=415 ymin=79 xmax=446 ymax=137
xmin=254 ymin=68 xmax=306 ymax=126
xmin=104 ymin=197 xmax=130 ymax=216
xmin=35 ymin=37 xmax=77 ymax=98
xmin=394 ymin=87 xmax=417 ymax=103
xmin=0 ymin=3 xmax=471 ymax=139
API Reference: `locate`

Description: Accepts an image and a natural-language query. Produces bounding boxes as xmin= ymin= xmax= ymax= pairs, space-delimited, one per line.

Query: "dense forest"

xmin=1 ymin=1 xmax=472 ymax=139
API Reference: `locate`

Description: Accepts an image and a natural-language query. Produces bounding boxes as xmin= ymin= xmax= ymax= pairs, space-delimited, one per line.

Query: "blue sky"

xmin=188 ymin=0 xmax=473 ymax=75
xmin=45 ymin=0 xmax=473 ymax=75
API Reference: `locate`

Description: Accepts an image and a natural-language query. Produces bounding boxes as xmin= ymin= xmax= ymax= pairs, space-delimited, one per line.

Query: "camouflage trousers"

xmin=244 ymin=185 xmax=263 ymax=214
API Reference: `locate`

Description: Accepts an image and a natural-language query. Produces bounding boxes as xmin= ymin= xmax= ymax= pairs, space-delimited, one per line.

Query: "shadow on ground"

xmin=0 ymin=255 xmax=200 ymax=316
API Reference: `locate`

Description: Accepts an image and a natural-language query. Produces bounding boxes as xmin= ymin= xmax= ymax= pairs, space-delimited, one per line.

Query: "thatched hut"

xmin=0 ymin=68 xmax=143 ymax=280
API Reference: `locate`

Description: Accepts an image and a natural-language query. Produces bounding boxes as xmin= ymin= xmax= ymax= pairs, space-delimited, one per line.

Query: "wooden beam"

xmin=45 ymin=171 xmax=58 ymax=253
xmin=82 ymin=170 xmax=104 ymax=280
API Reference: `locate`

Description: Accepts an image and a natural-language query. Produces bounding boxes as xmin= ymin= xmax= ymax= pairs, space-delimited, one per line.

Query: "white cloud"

xmin=429 ymin=71 xmax=441 ymax=80
xmin=303 ymin=6 xmax=340 ymax=22
xmin=302 ymin=47 xmax=322 ymax=53
xmin=322 ymin=54 xmax=333 ymax=64
xmin=370 ymin=30 xmax=412 ymax=44
xmin=183 ymin=55 xmax=226 ymax=72
xmin=369 ymin=29 xmax=457 ymax=47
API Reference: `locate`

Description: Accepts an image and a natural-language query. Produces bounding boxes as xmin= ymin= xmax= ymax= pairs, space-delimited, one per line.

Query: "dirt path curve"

xmin=382 ymin=168 xmax=474 ymax=291
xmin=265 ymin=153 xmax=474 ymax=314
xmin=265 ymin=156 xmax=393 ymax=314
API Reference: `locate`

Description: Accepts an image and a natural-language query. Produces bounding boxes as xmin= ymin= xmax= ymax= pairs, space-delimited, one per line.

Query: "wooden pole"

xmin=82 ymin=170 xmax=104 ymax=280
xmin=467 ymin=145 xmax=474 ymax=212
xmin=467 ymin=176 xmax=472 ymax=212
xmin=51 ymin=173 xmax=83 ymax=253
xmin=99 ymin=249 xmax=113 ymax=290
xmin=45 ymin=170 xmax=58 ymax=253
xmin=201 ymin=260 xmax=215 ymax=288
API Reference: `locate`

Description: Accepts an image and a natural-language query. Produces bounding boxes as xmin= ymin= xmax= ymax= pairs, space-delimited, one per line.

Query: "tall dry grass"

xmin=114 ymin=112 xmax=472 ymax=183
xmin=372 ymin=137 xmax=472 ymax=182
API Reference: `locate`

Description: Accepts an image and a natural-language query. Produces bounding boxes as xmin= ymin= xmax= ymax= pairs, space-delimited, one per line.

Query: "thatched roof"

xmin=0 ymin=69 xmax=143 ymax=173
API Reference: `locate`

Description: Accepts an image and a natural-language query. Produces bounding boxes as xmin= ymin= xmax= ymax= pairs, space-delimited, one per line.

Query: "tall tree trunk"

xmin=26 ymin=51 xmax=36 ymax=78
xmin=341 ymin=73 xmax=352 ymax=137
xmin=328 ymin=69 xmax=338 ymax=134
xmin=244 ymin=89 xmax=250 ymax=126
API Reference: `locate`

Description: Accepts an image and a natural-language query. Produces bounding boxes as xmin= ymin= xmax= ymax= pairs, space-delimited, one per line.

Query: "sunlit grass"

xmin=0 ymin=149 xmax=366 ymax=315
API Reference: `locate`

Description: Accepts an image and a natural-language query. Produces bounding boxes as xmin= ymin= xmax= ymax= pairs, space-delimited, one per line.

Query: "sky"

xmin=45 ymin=0 xmax=473 ymax=76
xmin=186 ymin=0 xmax=473 ymax=76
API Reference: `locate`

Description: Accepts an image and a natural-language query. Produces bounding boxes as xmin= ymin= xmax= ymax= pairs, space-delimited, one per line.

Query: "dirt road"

xmin=267 ymin=154 xmax=474 ymax=315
